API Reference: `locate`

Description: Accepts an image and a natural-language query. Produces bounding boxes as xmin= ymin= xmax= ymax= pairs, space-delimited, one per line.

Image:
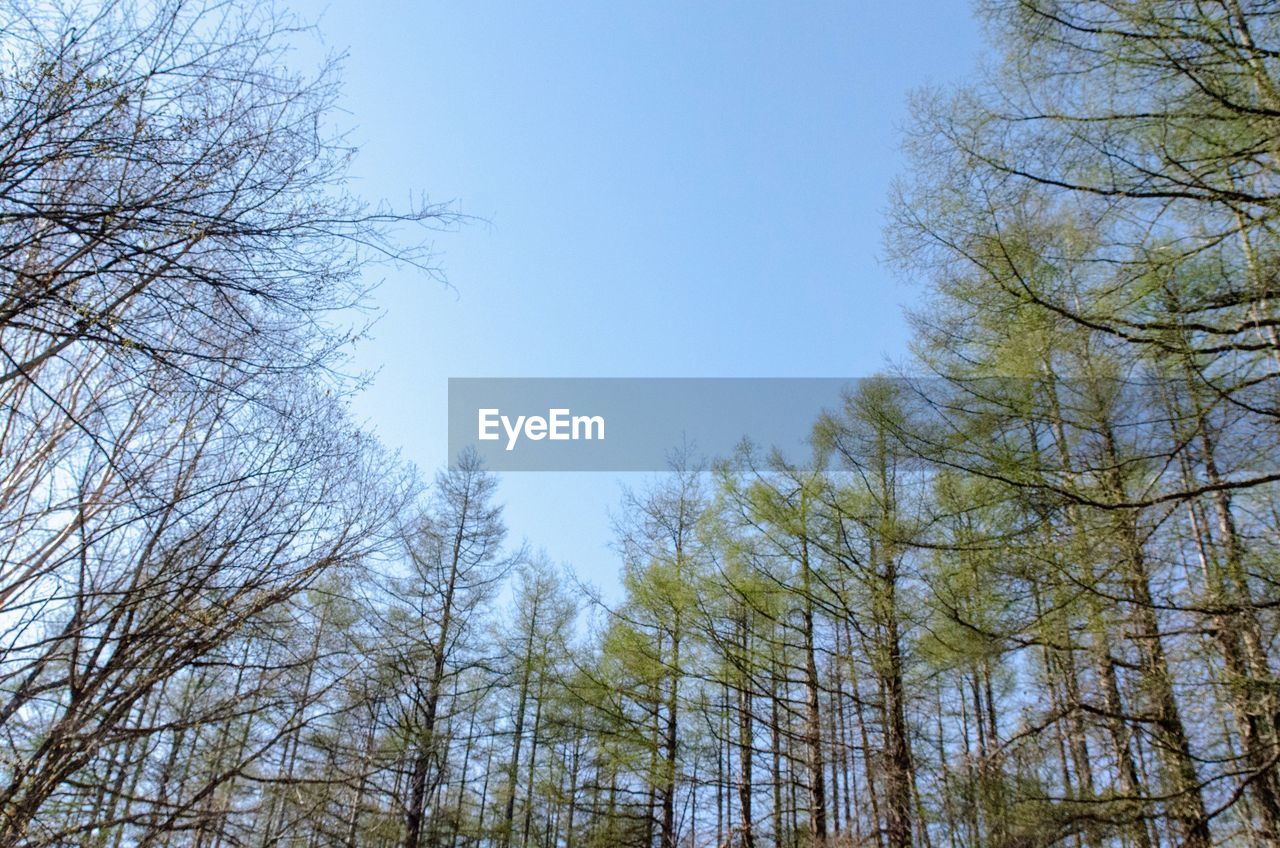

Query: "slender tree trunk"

xmin=735 ymin=613 xmax=755 ymax=848
xmin=1094 ymin=409 xmax=1210 ymax=848
xmin=521 ymin=673 xmax=546 ymax=848
xmin=798 ymin=520 xmax=827 ymax=844
xmin=660 ymin=630 xmax=681 ymax=848
xmin=769 ymin=649 xmax=784 ymax=848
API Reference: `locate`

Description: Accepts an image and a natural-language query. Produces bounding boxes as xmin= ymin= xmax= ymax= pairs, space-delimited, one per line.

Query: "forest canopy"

xmin=2 ymin=2 xmax=1280 ymax=848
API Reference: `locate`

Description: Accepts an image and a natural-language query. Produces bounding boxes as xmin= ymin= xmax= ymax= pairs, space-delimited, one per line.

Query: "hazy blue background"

xmin=292 ymin=1 xmax=984 ymax=592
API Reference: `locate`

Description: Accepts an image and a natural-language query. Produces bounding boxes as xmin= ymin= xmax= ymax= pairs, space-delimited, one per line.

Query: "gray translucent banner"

xmin=448 ymin=378 xmax=856 ymax=471
xmin=447 ymin=375 xmax=1278 ymax=472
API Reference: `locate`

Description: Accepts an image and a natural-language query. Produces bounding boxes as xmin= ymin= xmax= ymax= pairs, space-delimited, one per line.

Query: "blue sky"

xmin=294 ymin=1 xmax=985 ymax=592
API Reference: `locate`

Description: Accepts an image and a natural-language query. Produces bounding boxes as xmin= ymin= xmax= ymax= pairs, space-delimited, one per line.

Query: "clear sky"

xmin=292 ymin=1 xmax=985 ymax=592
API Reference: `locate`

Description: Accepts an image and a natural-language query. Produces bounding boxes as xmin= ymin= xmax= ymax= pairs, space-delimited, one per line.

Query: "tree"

xmin=0 ymin=1 xmax=438 ymax=843
xmin=386 ymin=451 xmax=516 ymax=848
xmin=610 ymin=459 xmax=707 ymax=848
xmin=499 ymin=554 xmax=579 ymax=848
